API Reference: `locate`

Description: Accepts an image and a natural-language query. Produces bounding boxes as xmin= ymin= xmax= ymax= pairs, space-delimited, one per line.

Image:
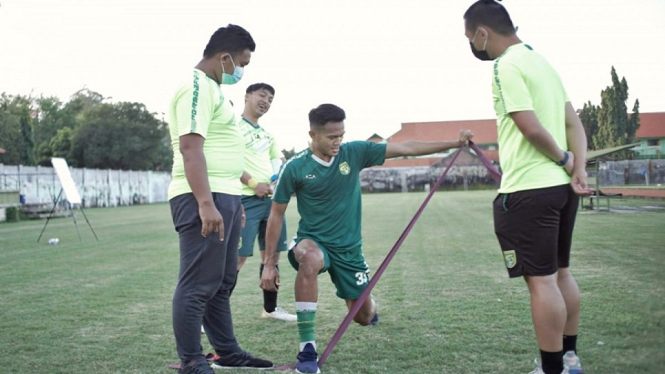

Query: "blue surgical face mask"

xmin=221 ymin=55 xmax=244 ymax=85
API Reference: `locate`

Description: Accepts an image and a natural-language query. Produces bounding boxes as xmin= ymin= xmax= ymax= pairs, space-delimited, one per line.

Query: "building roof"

xmin=366 ymin=133 xmax=384 ymax=143
xmin=370 ymin=111 xmax=663 ymax=168
xmin=380 ymin=157 xmax=443 ymax=168
xmin=379 ymin=148 xmax=499 ymax=168
xmin=386 ymin=119 xmax=497 ymax=145
xmin=636 ymin=112 xmax=665 ymax=138
xmin=586 ymin=143 xmax=640 ymax=161
xmin=433 ymin=148 xmax=494 ymax=167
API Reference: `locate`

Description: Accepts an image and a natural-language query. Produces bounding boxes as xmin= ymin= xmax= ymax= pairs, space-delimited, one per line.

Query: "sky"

xmin=1 ymin=0 xmax=664 ymax=151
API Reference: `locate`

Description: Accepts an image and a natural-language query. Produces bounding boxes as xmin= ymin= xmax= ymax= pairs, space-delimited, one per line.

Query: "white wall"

xmin=0 ymin=164 xmax=171 ymax=207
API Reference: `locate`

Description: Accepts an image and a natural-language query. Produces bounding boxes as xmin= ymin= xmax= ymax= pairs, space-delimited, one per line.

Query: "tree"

xmin=627 ymin=99 xmax=640 ymax=145
xmin=33 ymin=96 xmax=69 ymax=165
xmin=32 ymin=89 xmax=107 ymax=165
xmin=18 ymin=110 xmax=35 ymax=165
xmin=593 ymin=67 xmax=640 ymax=153
xmin=49 ymin=127 xmax=75 ymax=159
xmin=70 ymin=102 xmax=170 ymax=170
xmin=0 ymin=94 xmax=22 ymax=165
xmin=64 ymin=88 xmax=105 ymax=120
xmin=578 ymin=101 xmax=599 ymax=150
xmin=154 ymin=133 xmax=174 ymax=172
xmin=0 ymin=93 xmax=35 ymax=165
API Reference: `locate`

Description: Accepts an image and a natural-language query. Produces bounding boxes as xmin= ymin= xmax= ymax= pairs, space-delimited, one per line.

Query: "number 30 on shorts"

xmin=355 ymin=271 xmax=369 ymax=285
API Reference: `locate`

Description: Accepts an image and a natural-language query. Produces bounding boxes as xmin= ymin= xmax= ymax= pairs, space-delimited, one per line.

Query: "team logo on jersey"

xmin=339 ymin=161 xmax=351 ymax=175
xmin=502 ymin=250 xmax=516 ymax=269
xmin=305 ymin=174 xmax=317 ymax=180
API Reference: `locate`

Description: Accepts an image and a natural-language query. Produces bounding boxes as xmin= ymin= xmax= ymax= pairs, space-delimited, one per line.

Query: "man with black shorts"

xmin=463 ymin=1 xmax=593 ymax=373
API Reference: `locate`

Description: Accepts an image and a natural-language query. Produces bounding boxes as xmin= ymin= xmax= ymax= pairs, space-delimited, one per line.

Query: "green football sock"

xmin=296 ymin=302 xmax=317 ymax=349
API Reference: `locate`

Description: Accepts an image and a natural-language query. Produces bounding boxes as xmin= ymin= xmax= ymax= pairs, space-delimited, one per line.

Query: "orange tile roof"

xmin=370 ymin=111 xmax=664 ymax=168
xmin=380 ymin=158 xmax=442 ymax=168
xmin=366 ymin=133 xmax=384 ymax=143
xmin=387 ymin=119 xmax=497 ymax=145
xmin=379 ymin=148 xmax=499 ymax=168
xmin=636 ymin=112 xmax=665 ymax=138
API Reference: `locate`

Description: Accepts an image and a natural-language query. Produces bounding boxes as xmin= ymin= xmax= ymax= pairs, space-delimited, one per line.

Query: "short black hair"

xmin=464 ymin=0 xmax=516 ymax=36
xmin=308 ymin=104 xmax=346 ymax=129
xmin=203 ymin=24 xmax=256 ymax=59
xmin=246 ymin=83 xmax=275 ymax=96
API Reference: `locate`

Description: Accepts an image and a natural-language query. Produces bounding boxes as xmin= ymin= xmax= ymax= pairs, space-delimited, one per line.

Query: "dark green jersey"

xmin=273 ymin=141 xmax=386 ymax=251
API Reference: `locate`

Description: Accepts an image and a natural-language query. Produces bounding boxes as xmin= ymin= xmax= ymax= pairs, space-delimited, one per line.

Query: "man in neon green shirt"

xmin=464 ymin=1 xmax=593 ymax=374
xmin=233 ymin=83 xmax=296 ymax=322
xmin=168 ymin=24 xmax=272 ymax=374
xmin=260 ymin=103 xmax=473 ymax=373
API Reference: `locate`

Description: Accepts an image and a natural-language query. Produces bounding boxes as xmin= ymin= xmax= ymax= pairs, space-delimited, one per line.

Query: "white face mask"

xmin=221 ymin=55 xmax=244 ymax=85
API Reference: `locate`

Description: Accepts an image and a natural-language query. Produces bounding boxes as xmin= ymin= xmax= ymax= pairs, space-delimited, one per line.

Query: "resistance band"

xmin=318 ymin=141 xmax=501 ymax=368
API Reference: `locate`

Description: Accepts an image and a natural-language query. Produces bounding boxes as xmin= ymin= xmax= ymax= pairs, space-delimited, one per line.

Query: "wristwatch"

xmin=556 ymin=152 xmax=569 ymax=167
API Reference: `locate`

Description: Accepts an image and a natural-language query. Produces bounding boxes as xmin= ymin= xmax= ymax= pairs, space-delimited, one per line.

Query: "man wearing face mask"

xmin=167 ymin=24 xmax=273 ymax=374
xmin=260 ymin=103 xmax=473 ymax=373
xmin=463 ymin=1 xmax=593 ymax=374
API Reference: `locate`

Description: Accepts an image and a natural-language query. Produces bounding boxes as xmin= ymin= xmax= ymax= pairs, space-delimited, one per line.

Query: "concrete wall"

xmin=0 ymin=164 xmax=172 ymax=207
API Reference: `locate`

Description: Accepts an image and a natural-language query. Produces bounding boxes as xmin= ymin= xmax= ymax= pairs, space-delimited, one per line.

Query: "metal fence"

xmin=360 ymin=165 xmax=499 ymax=193
xmin=596 ymin=159 xmax=665 ymax=186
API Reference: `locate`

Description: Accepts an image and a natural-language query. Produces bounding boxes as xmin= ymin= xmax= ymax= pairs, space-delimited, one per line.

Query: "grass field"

xmin=1 ymin=191 xmax=664 ymax=374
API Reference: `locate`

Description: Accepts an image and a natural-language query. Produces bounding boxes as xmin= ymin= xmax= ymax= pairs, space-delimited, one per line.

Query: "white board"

xmin=51 ymin=158 xmax=82 ymax=205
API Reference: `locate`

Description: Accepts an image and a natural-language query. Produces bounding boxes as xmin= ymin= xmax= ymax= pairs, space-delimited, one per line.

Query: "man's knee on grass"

xmin=347 ymin=297 xmax=376 ymax=326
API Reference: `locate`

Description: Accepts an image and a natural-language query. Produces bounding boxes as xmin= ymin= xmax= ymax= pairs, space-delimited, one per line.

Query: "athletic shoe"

xmin=563 ymin=351 xmax=583 ymax=374
xmin=528 ymin=358 xmax=569 ymax=374
xmin=261 ymin=307 xmax=297 ymax=322
xmin=211 ymin=351 xmax=273 ymax=370
xmin=369 ymin=313 xmax=379 ymax=326
xmin=295 ymin=343 xmax=320 ymax=373
xmin=178 ymin=360 xmax=214 ymax=374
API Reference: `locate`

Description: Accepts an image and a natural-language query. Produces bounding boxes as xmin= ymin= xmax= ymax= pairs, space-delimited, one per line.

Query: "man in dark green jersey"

xmin=260 ymin=103 xmax=473 ymax=373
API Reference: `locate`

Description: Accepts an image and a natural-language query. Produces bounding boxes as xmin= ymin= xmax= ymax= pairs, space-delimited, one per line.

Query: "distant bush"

xmin=6 ymin=207 xmax=20 ymax=222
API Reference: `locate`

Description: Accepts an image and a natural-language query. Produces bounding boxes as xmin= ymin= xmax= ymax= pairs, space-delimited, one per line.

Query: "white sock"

xmin=295 ymin=301 xmax=317 ymax=312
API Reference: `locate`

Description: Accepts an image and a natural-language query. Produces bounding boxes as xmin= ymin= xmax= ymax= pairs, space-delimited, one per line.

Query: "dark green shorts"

xmin=238 ymin=195 xmax=287 ymax=257
xmin=288 ymin=238 xmax=371 ymax=300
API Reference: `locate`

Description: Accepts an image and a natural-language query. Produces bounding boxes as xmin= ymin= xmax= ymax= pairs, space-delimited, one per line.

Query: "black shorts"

xmin=493 ymin=184 xmax=579 ymax=278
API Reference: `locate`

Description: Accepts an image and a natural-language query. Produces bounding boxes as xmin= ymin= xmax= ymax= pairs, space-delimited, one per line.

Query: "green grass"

xmin=1 ymin=191 xmax=664 ymax=373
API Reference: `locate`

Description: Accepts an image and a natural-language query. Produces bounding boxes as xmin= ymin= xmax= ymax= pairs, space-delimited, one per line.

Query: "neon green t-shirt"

xmin=492 ymin=43 xmax=571 ymax=193
xmin=272 ymin=141 xmax=387 ymax=251
xmin=168 ymin=69 xmax=244 ymax=199
xmin=238 ymin=117 xmax=282 ymax=196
